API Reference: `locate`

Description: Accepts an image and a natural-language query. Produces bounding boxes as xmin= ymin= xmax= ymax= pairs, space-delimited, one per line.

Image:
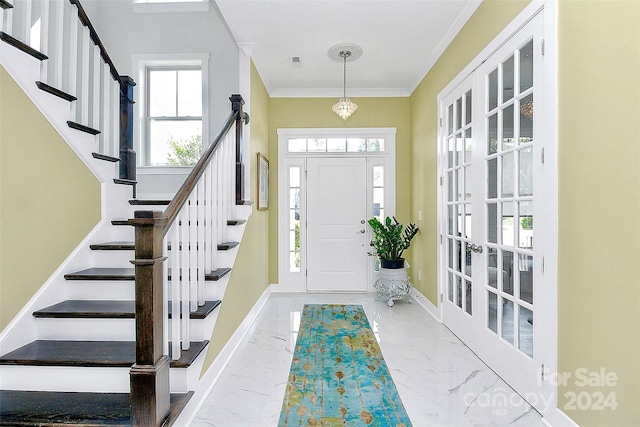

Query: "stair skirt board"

xmin=0 ymin=390 xmax=192 ymax=427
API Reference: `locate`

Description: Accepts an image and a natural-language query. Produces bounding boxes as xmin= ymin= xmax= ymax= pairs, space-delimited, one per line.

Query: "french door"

xmin=440 ymin=13 xmax=552 ymax=409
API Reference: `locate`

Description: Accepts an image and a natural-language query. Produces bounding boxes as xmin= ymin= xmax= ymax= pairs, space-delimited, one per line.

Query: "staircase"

xmin=0 ymin=0 xmax=251 ymax=425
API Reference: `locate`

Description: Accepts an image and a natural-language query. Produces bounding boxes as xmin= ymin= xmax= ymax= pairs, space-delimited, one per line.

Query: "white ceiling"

xmin=214 ymin=0 xmax=482 ymax=98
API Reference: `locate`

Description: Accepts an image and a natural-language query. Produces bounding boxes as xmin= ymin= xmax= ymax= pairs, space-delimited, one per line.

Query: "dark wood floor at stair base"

xmin=33 ymin=300 xmax=221 ymax=319
xmin=0 ymin=390 xmax=192 ymax=426
xmin=0 ymin=340 xmax=208 ymax=368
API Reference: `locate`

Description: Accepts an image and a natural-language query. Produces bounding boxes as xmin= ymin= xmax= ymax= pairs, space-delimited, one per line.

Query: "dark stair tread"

xmin=0 ymin=32 xmax=48 ymax=61
xmin=35 ymin=81 xmax=77 ymax=102
xmin=90 ymin=241 xmax=134 ymax=251
xmin=92 ymin=152 xmax=120 ymax=163
xmin=67 ymin=121 xmax=101 ymax=135
xmin=217 ymin=241 xmax=239 ymax=250
xmin=64 ymin=267 xmax=231 ymax=281
xmin=227 ymin=219 xmax=246 ymax=226
xmin=113 ymin=178 xmax=136 ymax=186
xmin=0 ymin=0 xmax=14 ymax=9
xmin=0 ymin=340 xmax=208 ymax=368
xmin=0 ymin=390 xmax=192 ymax=426
xmin=129 ymin=199 xmax=170 ymax=206
xmin=111 ymin=219 xmax=129 ymax=226
xmin=91 ymin=241 xmax=238 ymax=251
xmin=33 ymin=300 xmax=221 ymax=320
xmin=236 ymin=200 xmax=254 ymax=206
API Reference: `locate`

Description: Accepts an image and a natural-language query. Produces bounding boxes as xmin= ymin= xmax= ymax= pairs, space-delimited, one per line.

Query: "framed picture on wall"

xmin=257 ymin=152 xmax=269 ymax=210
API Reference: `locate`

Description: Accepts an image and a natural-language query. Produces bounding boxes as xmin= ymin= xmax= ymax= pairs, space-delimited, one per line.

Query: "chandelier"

xmin=329 ymin=44 xmax=362 ymax=121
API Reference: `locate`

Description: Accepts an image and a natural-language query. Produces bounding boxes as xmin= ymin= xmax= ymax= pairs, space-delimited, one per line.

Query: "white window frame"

xmin=276 ymin=127 xmax=396 ymax=293
xmin=132 ymin=53 xmax=209 ymax=169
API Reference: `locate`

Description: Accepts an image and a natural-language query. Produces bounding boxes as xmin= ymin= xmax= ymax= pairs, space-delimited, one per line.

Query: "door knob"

xmin=361 ymin=220 xmax=366 ymax=224
xmin=359 ymin=230 xmax=366 ymax=234
xmin=469 ymin=243 xmax=483 ymax=254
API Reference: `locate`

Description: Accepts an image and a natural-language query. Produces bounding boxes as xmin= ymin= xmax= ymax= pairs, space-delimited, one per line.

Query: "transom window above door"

xmin=287 ymin=137 xmax=386 ymax=153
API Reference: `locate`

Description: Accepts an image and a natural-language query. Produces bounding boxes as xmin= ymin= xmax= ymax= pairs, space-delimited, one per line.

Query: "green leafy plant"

xmin=521 ymin=216 xmax=533 ymax=230
xmin=166 ymin=134 xmax=202 ymax=166
xmin=368 ymin=216 xmax=419 ymax=261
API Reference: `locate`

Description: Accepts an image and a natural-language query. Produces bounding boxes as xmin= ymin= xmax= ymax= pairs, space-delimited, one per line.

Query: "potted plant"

xmin=368 ymin=216 xmax=419 ymax=268
xmin=367 ymin=216 xmax=419 ymax=306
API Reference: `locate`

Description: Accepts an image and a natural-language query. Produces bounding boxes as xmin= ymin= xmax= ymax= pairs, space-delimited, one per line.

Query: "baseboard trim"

xmin=173 ymin=284 xmax=273 ymax=426
xmin=410 ymin=288 xmax=441 ymax=322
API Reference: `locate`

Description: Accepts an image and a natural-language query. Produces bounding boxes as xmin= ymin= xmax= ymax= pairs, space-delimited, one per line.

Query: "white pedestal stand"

xmin=374 ymin=267 xmax=411 ymax=307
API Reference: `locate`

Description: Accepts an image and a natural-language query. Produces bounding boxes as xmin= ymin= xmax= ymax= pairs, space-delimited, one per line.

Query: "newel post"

xmin=120 ymin=76 xmax=137 ymax=182
xmin=230 ymin=94 xmax=249 ymax=204
xmin=129 ymin=211 xmax=170 ymax=427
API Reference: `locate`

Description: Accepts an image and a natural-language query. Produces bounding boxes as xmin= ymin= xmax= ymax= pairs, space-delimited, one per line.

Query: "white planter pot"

xmin=374 ymin=267 xmax=411 ymax=307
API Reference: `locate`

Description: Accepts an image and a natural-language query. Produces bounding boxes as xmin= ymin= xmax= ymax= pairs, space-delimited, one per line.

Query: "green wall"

xmin=201 ymin=61 xmax=271 ymax=371
xmin=0 ymin=66 xmax=101 ymax=329
xmin=557 ymin=1 xmax=640 ymax=424
xmin=268 ymin=97 xmax=411 ymax=284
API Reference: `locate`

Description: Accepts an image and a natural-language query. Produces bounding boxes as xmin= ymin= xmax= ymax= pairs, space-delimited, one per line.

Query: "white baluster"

xmin=38 ymin=0 xmax=49 ymax=82
xmin=52 ymin=0 xmax=63 ymax=89
xmin=197 ymin=180 xmax=205 ymax=307
xmin=170 ymin=221 xmax=181 ymax=360
xmin=188 ymin=191 xmax=197 ymax=313
xmin=92 ymin=45 xmax=100 ymax=132
xmin=216 ymin=152 xmax=223 ymax=246
xmin=3 ymin=0 xmax=13 ymax=37
xmin=210 ymin=159 xmax=218 ymax=271
xmin=79 ymin=24 xmax=90 ymax=125
xmin=111 ymin=80 xmax=119 ymax=157
xmin=22 ymin=0 xmax=32 ymax=45
xmin=68 ymin=8 xmax=79 ymax=119
xmin=162 ymin=233 xmax=169 ymax=356
xmin=180 ymin=205 xmax=190 ymax=351
xmin=101 ymin=62 xmax=111 ymax=157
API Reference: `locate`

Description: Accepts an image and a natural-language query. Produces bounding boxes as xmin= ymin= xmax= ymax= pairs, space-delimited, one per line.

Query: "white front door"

xmin=306 ymin=157 xmax=368 ymax=291
xmin=440 ymin=12 xmax=553 ymax=411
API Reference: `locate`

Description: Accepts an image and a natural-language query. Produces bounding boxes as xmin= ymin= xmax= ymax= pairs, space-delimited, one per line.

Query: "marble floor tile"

xmin=192 ymin=293 xmax=545 ymax=427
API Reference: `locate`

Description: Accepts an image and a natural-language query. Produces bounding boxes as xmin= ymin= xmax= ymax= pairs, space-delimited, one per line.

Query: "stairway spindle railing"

xmin=1 ymin=0 xmax=136 ymax=180
xmin=129 ymin=95 xmax=248 ymax=426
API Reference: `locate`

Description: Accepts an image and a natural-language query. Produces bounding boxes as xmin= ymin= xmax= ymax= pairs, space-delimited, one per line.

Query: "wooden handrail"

xmin=69 ymin=0 xmax=123 ymax=84
xmin=163 ymin=110 xmax=238 ymax=234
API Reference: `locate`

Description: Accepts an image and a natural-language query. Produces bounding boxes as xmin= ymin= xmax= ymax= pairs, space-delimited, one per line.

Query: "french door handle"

xmin=470 ymin=243 xmax=483 ymax=254
xmin=359 ymin=229 xmax=366 ymax=234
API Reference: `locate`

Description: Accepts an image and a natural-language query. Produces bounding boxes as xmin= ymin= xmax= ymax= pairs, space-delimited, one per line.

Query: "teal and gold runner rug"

xmin=279 ymin=304 xmax=411 ymax=427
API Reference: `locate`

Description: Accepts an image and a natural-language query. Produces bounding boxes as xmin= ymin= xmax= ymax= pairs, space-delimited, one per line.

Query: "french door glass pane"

xmin=519 ymin=255 xmax=534 ymax=304
xmin=488 ymin=114 xmax=498 ymax=154
xmin=487 ymin=203 xmax=498 ymax=243
xmin=488 ymin=69 xmax=498 ymax=111
xmin=456 ymin=276 xmax=463 ymax=308
xmin=520 ymin=94 xmax=534 ymax=143
xmin=502 ymin=202 xmax=514 ymax=245
xmin=465 ymin=280 xmax=472 ymax=314
xmin=520 ymin=40 xmax=534 ymax=92
xmin=488 ymin=247 xmax=498 ymax=288
xmin=487 ymin=159 xmax=498 ymax=199
xmin=465 ymin=91 xmax=472 ymax=125
xmin=503 ymin=104 xmax=515 ymax=149
xmin=502 ymin=299 xmax=514 ymax=344
xmin=488 ymin=291 xmax=498 ymax=332
xmin=519 ymin=306 xmax=533 ymax=357
xmin=502 ymin=152 xmax=514 ymax=197
xmin=503 ymin=250 xmax=514 ymax=295
xmin=519 ymin=147 xmax=534 ymax=196
xmin=465 ymin=128 xmax=472 ymax=163
xmin=503 ymin=55 xmax=515 ymax=102
xmin=519 ymin=201 xmax=534 ymax=248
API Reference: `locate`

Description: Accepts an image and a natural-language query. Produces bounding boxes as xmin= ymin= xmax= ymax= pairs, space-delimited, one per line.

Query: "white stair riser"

xmin=88 ymin=251 xmax=135 ymax=267
xmin=66 ymin=281 xmax=135 ymax=300
xmin=36 ymin=319 xmax=135 ymax=341
xmin=0 ymin=364 xmax=202 ymax=393
xmin=0 ymin=365 xmax=130 ymax=392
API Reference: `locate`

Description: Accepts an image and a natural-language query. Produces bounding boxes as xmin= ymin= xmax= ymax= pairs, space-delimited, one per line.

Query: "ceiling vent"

xmin=290 ymin=56 xmax=301 ymax=64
